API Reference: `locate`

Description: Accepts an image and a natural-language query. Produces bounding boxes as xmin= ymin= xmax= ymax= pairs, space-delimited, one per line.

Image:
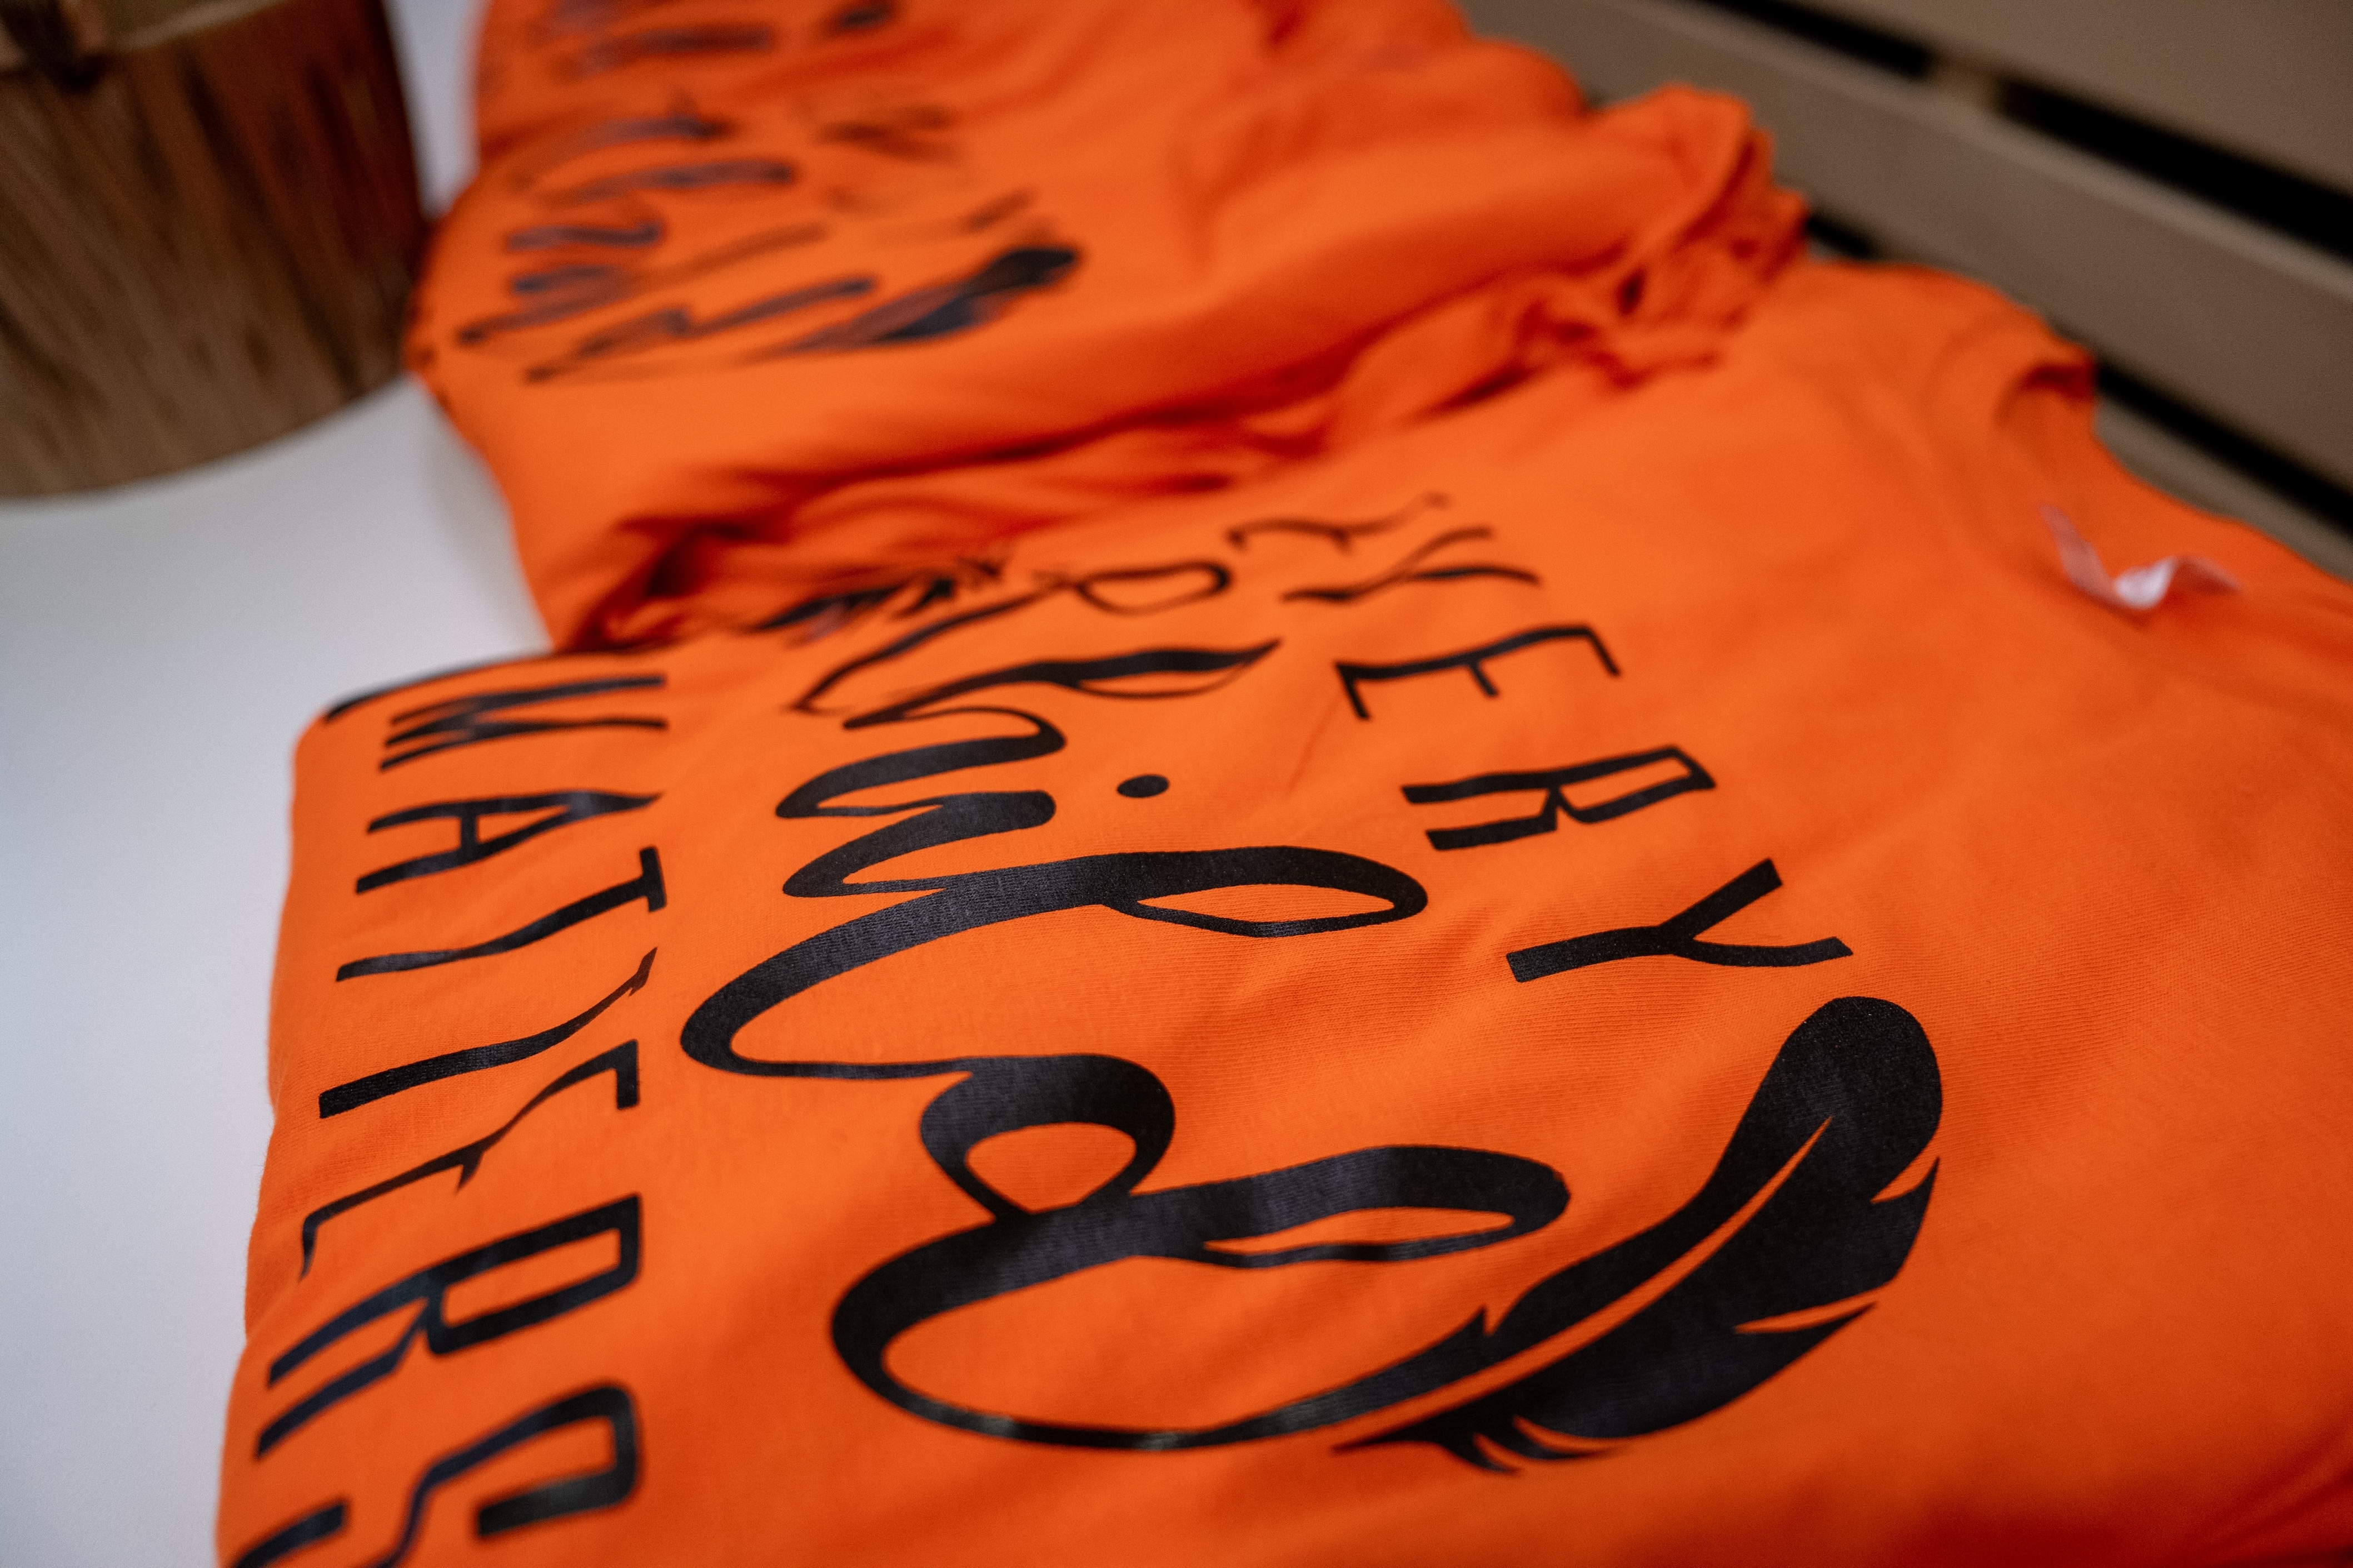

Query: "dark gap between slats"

xmin=2096 ymin=364 xmax=2353 ymax=533
xmin=1802 ymin=211 xmax=1880 ymax=259
xmin=1999 ymin=84 xmax=2352 ymax=264
xmin=1678 ymin=0 xmax=1930 ymax=78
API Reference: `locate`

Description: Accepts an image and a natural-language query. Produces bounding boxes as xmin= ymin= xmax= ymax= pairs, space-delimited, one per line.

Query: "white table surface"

xmin=0 ymin=4 xmax=534 ymax=1561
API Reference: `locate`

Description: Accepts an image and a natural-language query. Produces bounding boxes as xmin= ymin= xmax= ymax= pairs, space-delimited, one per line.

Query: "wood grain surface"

xmin=0 ymin=0 xmax=423 ymax=495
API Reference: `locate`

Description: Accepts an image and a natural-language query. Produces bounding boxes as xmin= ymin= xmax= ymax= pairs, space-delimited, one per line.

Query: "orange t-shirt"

xmin=219 ymin=2 xmax=2353 ymax=1564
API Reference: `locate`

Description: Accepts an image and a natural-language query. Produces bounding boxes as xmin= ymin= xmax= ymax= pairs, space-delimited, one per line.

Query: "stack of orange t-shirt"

xmin=218 ymin=2 xmax=2353 ymax=1562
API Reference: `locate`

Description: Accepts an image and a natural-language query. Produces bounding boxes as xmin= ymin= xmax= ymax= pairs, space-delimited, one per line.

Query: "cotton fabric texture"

xmin=217 ymin=2 xmax=2353 ymax=1564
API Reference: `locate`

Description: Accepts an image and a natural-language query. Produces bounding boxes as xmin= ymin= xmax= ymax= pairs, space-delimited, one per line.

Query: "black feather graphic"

xmin=1347 ymin=996 xmax=1941 ymax=1470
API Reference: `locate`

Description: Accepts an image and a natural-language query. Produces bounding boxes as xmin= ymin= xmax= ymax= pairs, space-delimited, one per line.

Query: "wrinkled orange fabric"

xmin=220 ymin=2 xmax=2353 ymax=1565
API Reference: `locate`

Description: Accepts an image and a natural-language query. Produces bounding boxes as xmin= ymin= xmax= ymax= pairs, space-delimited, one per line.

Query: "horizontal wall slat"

xmin=1805 ymin=0 xmax=2353 ymax=194
xmin=1465 ymin=0 xmax=2353 ymax=493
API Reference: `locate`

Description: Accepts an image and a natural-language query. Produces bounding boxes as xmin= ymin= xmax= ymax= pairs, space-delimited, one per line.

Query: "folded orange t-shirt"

xmin=219 ymin=3 xmax=2353 ymax=1564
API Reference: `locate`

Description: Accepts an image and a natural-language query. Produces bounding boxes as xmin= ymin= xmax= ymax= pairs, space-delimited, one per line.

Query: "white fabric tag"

xmin=2040 ymin=505 xmax=2240 ymax=613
